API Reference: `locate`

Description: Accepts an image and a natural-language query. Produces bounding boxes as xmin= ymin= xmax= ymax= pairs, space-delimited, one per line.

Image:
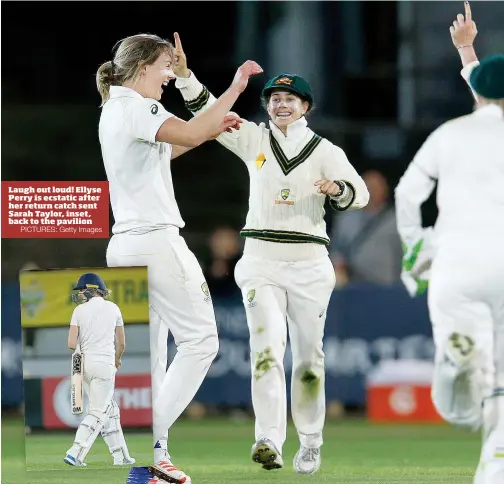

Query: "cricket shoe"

xmin=251 ymin=438 xmax=283 ymax=470
xmin=445 ymin=332 xmax=476 ymax=370
xmin=63 ymin=453 xmax=87 ymax=467
xmin=114 ymin=456 xmax=136 ymax=466
xmin=148 ymin=460 xmax=192 ymax=483
xmin=293 ymin=446 xmax=321 ymax=474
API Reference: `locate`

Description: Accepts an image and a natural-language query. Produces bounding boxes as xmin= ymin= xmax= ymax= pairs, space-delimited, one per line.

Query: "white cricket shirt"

xmin=70 ymin=296 xmax=124 ymax=363
xmin=99 ymin=86 xmax=185 ymax=234
xmin=396 ymin=104 xmax=504 ymax=250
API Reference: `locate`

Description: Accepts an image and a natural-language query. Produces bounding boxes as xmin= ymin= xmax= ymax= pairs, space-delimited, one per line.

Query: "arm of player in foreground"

xmin=159 ymin=60 xmax=261 ymax=152
xmin=394 ymin=130 xmax=440 ymax=246
xmin=172 ymin=32 xmax=262 ymax=162
xmin=175 ymin=71 xmax=264 ymax=162
xmin=125 ymin=62 xmax=260 ymax=150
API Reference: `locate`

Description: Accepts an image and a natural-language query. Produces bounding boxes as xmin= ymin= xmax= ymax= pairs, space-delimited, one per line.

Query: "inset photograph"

xmin=20 ymin=266 xmax=152 ymax=472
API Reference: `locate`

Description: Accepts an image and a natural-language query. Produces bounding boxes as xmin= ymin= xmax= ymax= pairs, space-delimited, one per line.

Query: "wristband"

xmin=332 ymin=180 xmax=346 ymax=198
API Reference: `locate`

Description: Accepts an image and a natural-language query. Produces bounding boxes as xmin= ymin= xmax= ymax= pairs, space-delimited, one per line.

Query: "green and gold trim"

xmin=270 ymin=132 xmax=322 ymax=176
xmin=185 ymin=86 xmax=210 ymax=113
xmin=240 ymin=229 xmax=329 ymax=245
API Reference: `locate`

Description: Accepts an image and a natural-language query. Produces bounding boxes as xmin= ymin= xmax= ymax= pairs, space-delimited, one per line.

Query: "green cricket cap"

xmin=261 ymin=73 xmax=314 ymax=107
xmin=469 ymin=54 xmax=504 ymax=100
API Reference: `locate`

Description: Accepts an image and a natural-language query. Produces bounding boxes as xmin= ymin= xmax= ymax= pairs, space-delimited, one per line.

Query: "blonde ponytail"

xmin=96 ymin=61 xmax=116 ymax=106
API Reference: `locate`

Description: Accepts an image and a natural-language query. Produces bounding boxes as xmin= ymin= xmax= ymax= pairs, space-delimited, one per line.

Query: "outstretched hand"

xmin=172 ymin=32 xmax=190 ymax=78
xmin=231 ymin=60 xmax=263 ymax=94
xmin=450 ymin=1 xmax=477 ymax=48
xmin=209 ymin=113 xmax=243 ymax=139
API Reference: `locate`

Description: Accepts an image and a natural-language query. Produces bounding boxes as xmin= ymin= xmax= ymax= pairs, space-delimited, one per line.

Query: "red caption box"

xmin=2 ymin=181 xmax=109 ymax=238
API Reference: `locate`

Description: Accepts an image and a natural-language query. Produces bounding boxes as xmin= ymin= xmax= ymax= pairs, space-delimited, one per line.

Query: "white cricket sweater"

xmin=175 ymin=73 xmax=369 ymax=260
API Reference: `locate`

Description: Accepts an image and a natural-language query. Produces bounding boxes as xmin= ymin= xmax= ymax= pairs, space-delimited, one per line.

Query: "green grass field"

xmin=3 ymin=417 xmax=482 ymax=483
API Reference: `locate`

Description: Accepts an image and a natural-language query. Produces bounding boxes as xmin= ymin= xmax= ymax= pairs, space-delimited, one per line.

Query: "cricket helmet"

xmin=261 ymin=73 xmax=314 ymax=109
xmin=470 ymin=54 xmax=504 ymax=100
xmin=71 ymin=272 xmax=109 ymax=304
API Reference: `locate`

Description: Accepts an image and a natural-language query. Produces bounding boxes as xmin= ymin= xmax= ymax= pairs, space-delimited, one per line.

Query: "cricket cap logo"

xmin=281 ymin=189 xmax=290 ymax=200
xmin=247 ymin=289 xmax=256 ymax=303
xmin=275 ymin=76 xmax=293 ymax=85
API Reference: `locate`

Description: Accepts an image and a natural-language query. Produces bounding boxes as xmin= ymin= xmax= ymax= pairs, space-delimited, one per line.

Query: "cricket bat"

xmin=71 ymin=350 xmax=84 ymax=415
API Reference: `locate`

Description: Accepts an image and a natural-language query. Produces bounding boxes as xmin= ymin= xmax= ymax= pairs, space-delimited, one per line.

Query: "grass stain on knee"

xmin=300 ymin=369 xmax=320 ymax=399
xmin=254 ymin=347 xmax=275 ymax=381
xmin=256 ymin=326 xmax=265 ymax=334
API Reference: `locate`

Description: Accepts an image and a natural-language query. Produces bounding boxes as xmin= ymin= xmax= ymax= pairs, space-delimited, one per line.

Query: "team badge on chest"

xmin=275 ymin=188 xmax=295 ymax=205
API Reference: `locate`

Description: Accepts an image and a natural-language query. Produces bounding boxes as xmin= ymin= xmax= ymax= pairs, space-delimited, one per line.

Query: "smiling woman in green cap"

xmin=171 ymin=33 xmax=369 ymax=475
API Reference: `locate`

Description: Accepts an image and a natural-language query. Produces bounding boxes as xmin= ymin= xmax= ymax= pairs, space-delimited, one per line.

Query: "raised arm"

xmin=125 ymin=59 xmax=260 ymax=150
xmin=450 ymin=1 xmax=480 ymax=100
xmin=173 ymin=33 xmax=264 ymax=162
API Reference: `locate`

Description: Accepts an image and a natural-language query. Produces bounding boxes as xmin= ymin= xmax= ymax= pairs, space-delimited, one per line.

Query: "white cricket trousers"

xmin=234 ymin=248 xmax=335 ymax=453
xmin=67 ymin=358 xmax=116 ymax=462
xmin=427 ymin=243 xmax=504 ymax=484
xmin=107 ymin=227 xmax=219 ymax=459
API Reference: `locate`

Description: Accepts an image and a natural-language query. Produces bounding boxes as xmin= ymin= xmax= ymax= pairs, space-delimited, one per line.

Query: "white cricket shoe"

xmin=293 ymin=446 xmax=321 ymax=474
xmin=149 ymin=460 xmax=192 ymax=484
xmin=63 ymin=453 xmax=87 ymax=467
xmin=114 ymin=456 xmax=136 ymax=466
xmin=251 ymin=438 xmax=283 ymax=470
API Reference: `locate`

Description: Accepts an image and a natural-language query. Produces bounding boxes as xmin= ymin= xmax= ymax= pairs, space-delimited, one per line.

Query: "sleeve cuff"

xmin=149 ymin=112 xmax=174 ymax=144
xmin=175 ymin=71 xmax=205 ymax=100
xmin=461 ymin=60 xmax=480 ymax=81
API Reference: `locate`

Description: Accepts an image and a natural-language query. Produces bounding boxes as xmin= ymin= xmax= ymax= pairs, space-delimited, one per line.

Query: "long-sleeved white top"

xmin=395 ymin=61 xmax=504 ymax=252
xmin=175 ymin=73 xmax=369 ymax=251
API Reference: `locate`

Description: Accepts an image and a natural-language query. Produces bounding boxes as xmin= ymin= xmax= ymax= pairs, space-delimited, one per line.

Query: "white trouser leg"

xmin=101 ymin=398 xmax=132 ymax=463
xmin=67 ymin=360 xmax=116 ymax=463
xmin=476 ymin=290 xmax=504 ymax=484
xmin=428 ymin=270 xmax=493 ymax=429
xmin=286 ymin=256 xmax=335 ymax=449
xmin=242 ymin=284 xmax=288 ymax=451
xmin=149 ymin=308 xmax=170 ymax=461
xmin=107 ymin=231 xmax=218 ymax=463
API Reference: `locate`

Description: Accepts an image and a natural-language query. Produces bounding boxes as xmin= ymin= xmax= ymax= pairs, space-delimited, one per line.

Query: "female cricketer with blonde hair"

xmin=96 ymin=32 xmax=262 ymax=483
xmin=172 ymin=33 xmax=369 ymax=475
